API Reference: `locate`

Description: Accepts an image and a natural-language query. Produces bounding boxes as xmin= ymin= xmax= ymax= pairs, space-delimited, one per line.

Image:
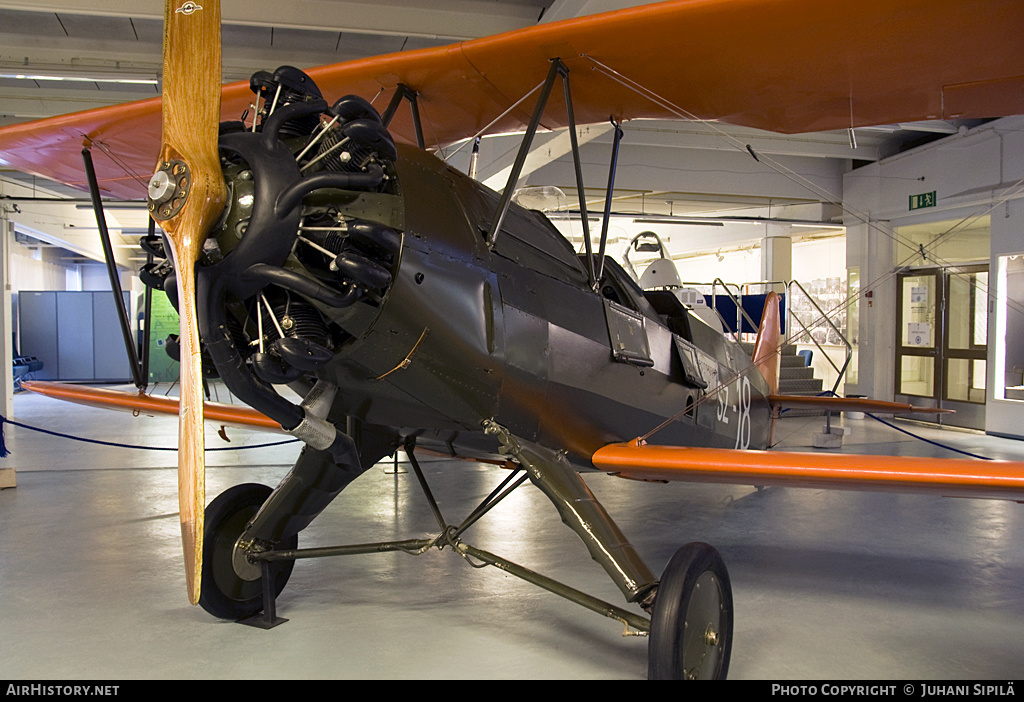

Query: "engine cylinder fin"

xmin=270 ymin=294 xmax=333 ymax=348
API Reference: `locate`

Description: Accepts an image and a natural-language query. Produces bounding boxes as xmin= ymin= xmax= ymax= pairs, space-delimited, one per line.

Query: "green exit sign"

xmin=909 ymin=191 xmax=937 ymax=210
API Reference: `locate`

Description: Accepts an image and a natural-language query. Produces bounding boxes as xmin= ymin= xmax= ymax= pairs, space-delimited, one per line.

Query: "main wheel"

xmin=199 ymin=483 xmax=298 ymax=620
xmin=648 ymin=542 xmax=733 ymax=680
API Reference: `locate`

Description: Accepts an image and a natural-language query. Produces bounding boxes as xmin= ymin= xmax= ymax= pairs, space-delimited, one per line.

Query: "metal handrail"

xmin=682 ymin=278 xmax=852 ymax=395
xmin=785 ymin=278 xmax=852 ymax=395
xmin=707 ymin=278 xmax=760 ymax=342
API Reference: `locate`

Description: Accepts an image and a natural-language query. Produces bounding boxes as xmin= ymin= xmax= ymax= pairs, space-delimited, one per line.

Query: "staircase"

xmin=742 ymin=343 xmax=825 ymax=414
xmin=779 ymin=346 xmax=823 ymax=396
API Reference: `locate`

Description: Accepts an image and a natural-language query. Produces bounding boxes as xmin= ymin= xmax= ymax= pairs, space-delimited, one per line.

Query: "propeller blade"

xmin=149 ymin=0 xmax=226 ymax=605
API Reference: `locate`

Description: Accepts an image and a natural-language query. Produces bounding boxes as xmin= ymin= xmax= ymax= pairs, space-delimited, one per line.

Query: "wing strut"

xmin=380 ymin=84 xmax=425 ymax=150
xmin=485 ymin=59 xmax=599 ymax=289
xmin=595 ymin=119 xmax=624 ymax=284
xmin=82 ymin=146 xmax=145 ymax=390
xmin=486 ymin=60 xmax=561 ymax=250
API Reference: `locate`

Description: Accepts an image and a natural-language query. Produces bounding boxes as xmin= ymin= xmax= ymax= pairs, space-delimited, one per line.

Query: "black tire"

xmin=648 ymin=542 xmax=733 ymax=680
xmin=199 ymin=483 xmax=297 ymax=620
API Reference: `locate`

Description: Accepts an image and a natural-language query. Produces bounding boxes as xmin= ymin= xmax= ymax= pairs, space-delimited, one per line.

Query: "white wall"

xmin=674 ymin=248 xmax=762 ymax=287
xmin=843 ymin=116 xmax=1024 ymax=436
xmin=9 ymin=249 xmax=69 ymax=292
xmin=82 ymin=264 xmax=114 ymax=291
xmin=793 ymin=236 xmax=846 ymax=279
xmin=989 ymin=196 xmax=1024 ymax=438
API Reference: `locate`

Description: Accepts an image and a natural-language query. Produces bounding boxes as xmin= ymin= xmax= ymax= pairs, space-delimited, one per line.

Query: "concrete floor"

xmin=2 ymin=385 xmax=1023 ymax=680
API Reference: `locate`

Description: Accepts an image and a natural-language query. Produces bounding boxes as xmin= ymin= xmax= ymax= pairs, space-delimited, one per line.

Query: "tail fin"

xmin=751 ymin=291 xmax=781 ymax=395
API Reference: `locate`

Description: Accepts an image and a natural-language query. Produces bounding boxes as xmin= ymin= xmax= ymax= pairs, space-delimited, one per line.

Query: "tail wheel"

xmin=199 ymin=483 xmax=297 ymax=620
xmin=648 ymin=542 xmax=733 ymax=680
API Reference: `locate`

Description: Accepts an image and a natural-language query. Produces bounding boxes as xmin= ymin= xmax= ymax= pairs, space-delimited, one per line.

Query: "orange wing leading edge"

xmin=1 ymin=0 xmax=1023 ymax=199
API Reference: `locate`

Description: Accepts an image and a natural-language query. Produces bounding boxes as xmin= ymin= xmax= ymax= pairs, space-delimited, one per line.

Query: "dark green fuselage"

xmin=310 ymin=144 xmax=772 ymax=469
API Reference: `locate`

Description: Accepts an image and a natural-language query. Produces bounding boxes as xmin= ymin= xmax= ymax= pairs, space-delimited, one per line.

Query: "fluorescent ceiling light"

xmin=633 ymin=218 xmax=724 ymax=226
xmin=0 ymin=68 xmax=157 ymax=86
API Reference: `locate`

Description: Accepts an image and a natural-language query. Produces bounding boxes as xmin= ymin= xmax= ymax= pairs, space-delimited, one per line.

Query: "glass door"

xmin=895 ymin=265 xmax=988 ymax=428
xmin=896 ymin=270 xmax=939 ymax=402
xmin=943 ymin=266 xmax=988 ymax=405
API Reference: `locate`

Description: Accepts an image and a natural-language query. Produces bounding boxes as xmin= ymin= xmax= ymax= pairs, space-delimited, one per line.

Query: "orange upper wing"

xmin=1 ymin=0 xmax=1023 ymax=199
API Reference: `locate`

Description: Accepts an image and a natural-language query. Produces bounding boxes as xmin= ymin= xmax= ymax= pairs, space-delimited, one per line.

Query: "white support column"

xmin=866 ymin=219 xmax=897 ymax=402
xmin=761 ymin=225 xmax=792 ymax=292
xmin=1 ymin=215 xmax=15 ymax=489
xmin=1 ymin=216 xmax=13 ymax=418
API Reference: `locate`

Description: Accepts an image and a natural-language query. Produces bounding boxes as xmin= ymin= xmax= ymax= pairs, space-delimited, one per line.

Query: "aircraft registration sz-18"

xmin=2 ymin=0 xmax=1024 ymax=680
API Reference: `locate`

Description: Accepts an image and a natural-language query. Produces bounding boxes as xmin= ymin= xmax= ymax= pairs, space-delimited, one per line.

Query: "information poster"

xmin=907 ymin=322 xmax=931 ymax=347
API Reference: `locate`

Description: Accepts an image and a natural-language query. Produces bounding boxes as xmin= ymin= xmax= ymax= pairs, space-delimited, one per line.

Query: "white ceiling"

xmin=0 ymin=0 xmax=981 ymax=268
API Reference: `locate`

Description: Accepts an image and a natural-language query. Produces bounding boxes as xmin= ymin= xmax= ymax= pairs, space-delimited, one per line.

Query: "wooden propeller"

xmin=148 ymin=0 xmax=226 ymax=605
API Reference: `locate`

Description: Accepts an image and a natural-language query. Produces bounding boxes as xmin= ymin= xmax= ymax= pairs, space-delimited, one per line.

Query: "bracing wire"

xmin=579 ymin=54 xmax=1023 ymax=449
xmin=582 ymin=54 xmax=1024 ymax=331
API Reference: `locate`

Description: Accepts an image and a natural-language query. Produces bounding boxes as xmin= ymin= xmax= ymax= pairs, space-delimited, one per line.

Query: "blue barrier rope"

xmin=0 ymin=415 xmax=299 ymax=458
xmin=806 ymin=390 xmax=993 ymax=461
xmin=864 ymin=413 xmax=992 ymax=461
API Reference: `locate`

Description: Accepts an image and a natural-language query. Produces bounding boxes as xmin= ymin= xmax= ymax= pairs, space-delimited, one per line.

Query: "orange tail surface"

xmin=751 ymin=292 xmax=782 ymax=395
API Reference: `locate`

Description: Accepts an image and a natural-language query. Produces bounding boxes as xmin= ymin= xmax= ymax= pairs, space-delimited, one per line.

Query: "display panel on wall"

xmin=18 ymin=291 xmax=132 ymax=382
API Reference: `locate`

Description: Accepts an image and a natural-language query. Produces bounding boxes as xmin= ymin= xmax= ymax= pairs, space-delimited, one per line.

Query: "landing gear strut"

xmin=201 ymin=428 xmax=735 ymax=680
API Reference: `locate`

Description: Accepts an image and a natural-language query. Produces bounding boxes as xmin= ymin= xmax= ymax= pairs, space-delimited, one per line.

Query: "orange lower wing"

xmin=591 ymin=443 xmax=1024 ymax=502
xmin=20 ymin=381 xmax=282 ymax=433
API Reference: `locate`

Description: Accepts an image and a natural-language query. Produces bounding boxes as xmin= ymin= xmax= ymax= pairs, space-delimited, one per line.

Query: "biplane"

xmin=2 ymin=0 xmax=1024 ymax=680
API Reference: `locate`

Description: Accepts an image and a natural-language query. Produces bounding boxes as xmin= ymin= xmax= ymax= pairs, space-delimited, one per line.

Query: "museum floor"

xmin=2 ymin=385 xmax=1023 ymax=680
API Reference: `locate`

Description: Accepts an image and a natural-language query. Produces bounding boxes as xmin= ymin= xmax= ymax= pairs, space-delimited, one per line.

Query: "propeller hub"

xmin=148 ymin=170 xmax=176 ymax=202
xmin=148 ymin=159 xmax=192 ymax=221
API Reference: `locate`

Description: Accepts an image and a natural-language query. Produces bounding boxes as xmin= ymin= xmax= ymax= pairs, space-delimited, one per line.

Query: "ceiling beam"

xmin=0 ymin=0 xmax=541 ymax=41
xmin=604 ymin=121 xmax=882 ymax=161
xmin=540 ymin=0 xmax=631 ymax=24
xmin=479 ymin=123 xmax=614 ymax=191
